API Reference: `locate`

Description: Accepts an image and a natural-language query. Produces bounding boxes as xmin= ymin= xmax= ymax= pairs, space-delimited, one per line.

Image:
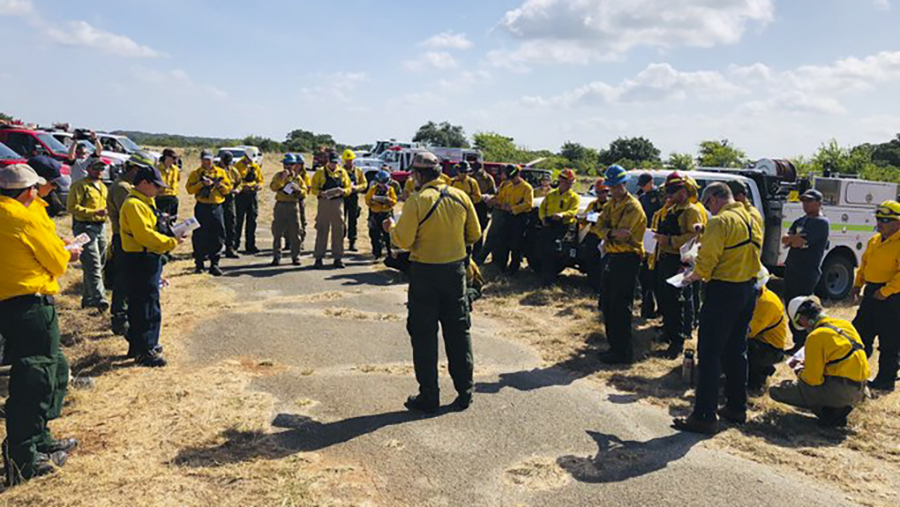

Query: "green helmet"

xmin=127 ymin=151 xmax=156 ymax=170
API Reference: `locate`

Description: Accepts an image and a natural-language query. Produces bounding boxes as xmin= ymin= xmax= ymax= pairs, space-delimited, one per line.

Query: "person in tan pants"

xmin=269 ymin=153 xmax=307 ymax=266
xmin=310 ymin=152 xmax=351 ymax=268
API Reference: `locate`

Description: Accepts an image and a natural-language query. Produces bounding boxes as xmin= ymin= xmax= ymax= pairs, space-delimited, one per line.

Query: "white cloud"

xmin=46 ymin=21 xmax=164 ymax=58
xmin=300 ymin=71 xmax=368 ymax=102
xmin=421 ymin=31 xmax=473 ymax=50
xmin=0 ymin=0 xmax=33 ymax=16
xmin=131 ymin=66 xmax=227 ymax=100
xmin=873 ymin=0 xmax=891 ymax=10
xmin=403 ymin=52 xmax=459 ymax=72
xmin=525 ymin=62 xmax=746 ymax=107
xmin=492 ymin=0 xmax=775 ymax=67
xmin=788 ymin=51 xmax=900 ymax=93
xmin=437 ymin=70 xmax=492 ymax=93
xmin=738 ymin=91 xmax=846 ymax=116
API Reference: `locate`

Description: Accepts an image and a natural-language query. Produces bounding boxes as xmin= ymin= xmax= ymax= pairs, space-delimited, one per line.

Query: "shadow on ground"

xmin=557 ymin=430 xmax=704 ymax=483
xmin=172 ymin=410 xmax=438 ymax=467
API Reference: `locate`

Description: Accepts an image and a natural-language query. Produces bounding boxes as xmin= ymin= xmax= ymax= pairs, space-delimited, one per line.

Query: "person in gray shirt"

xmin=782 ymin=189 xmax=830 ymax=352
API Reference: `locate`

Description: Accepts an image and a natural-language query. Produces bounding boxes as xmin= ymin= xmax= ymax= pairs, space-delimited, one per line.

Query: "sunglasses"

xmin=877 ymin=217 xmax=896 ymax=224
xmin=665 ymin=185 xmax=683 ymax=195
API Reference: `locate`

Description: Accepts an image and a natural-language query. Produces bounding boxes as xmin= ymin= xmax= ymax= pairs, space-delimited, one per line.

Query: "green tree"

xmin=559 ymin=141 xmax=599 ymax=174
xmin=697 ymin=139 xmax=746 ymax=168
xmin=598 ymin=137 xmax=661 ymax=166
xmin=666 ymin=152 xmax=696 ymax=172
xmin=871 ymin=134 xmax=900 ymax=168
xmin=412 ymin=121 xmax=470 ymax=148
xmin=284 ymin=129 xmax=337 ymax=153
xmin=241 ymin=135 xmax=283 ymax=153
xmin=472 ymin=132 xmax=521 ymax=162
xmin=0 ymin=112 xmax=12 ymax=123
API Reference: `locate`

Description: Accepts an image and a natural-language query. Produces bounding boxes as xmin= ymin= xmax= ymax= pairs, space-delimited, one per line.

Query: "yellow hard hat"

xmin=875 ymin=200 xmax=900 ymax=221
xmin=342 ymin=149 xmax=356 ymax=161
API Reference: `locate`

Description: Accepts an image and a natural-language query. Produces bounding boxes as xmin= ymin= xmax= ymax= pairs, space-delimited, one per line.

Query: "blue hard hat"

xmin=604 ymin=164 xmax=629 ymax=186
xmin=281 ymin=153 xmax=296 ymax=165
xmin=375 ymin=170 xmax=391 ymax=184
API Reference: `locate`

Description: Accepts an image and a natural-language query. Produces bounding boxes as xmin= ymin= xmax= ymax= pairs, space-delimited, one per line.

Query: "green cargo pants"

xmin=0 ymin=296 xmax=68 ymax=479
xmin=407 ymin=261 xmax=473 ymax=403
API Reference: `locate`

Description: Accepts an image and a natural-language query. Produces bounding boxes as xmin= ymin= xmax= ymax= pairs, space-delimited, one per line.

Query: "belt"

xmin=0 ymin=294 xmax=55 ymax=307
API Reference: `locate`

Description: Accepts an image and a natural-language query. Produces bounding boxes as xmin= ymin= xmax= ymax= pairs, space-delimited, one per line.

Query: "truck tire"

xmin=818 ymin=253 xmax=855 ymax=301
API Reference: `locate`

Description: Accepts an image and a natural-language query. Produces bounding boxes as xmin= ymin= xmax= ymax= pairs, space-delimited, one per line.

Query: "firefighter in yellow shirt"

xmin=156 ymin=148 xmax=181 ymax=220
xmin=450 ymin=161 xmax=482 ymax=206
xmin=728 ymin=180 xmax=763 ymax=232
xmin=673 ymin=182 xmax=762 ymax=435
xmin=218 ymin=152 xmax=242 ymax=258
xmin=119 ymin=165 xmax=181 ymax=367
xmin=654 ymin=172 xmax=705 ymax=359
xmin=534 ymin=172 xmax=553 ymax=198
xmin=310 ymin=152 xmax=352 ymax=268
xmin=234 ymin=154 xmax=264 ymax=254
xmin=269 ymin=153 xmax=307 ymax=266
xmin=66 ymin=158 xmax=110 ymax=311
xmin=341 ymin=150 xmax=368 ymax=252
xmin=594 ymin=166 xmax=646 ymax=365
xmin=747 ymin=275 xmax=788 ymax=392
xmin=770 ymin=296 xmax=869 ymax=427
xmin=384 ymin=152 xmax=481 ymax=413
xmin=186 ymin=149 xmax=233 ymax=275
xmin=491 ymin=164 xmax=533 ymax=274
xmin=365 ymin=170 xmax=398 ymax=259
xmin=851 ymin=200 xmax=900 ymax=391
xmin=537 ymin=169 xmax=580 ymax=285
xmin=0 ymin=164 xmax=79 ymax=484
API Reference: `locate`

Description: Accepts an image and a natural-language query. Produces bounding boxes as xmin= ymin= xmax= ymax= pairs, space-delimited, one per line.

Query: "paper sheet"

xmin=171 ymin=217 xmax=201 ymax=238
xmin=666 ymin=271 xmax=693 ymax=289
xmin=586 ymin=212 xmax=600 ymax=224
xmin=66 ymin=233 xmax=90 ymax=252
xmin=788 ymin=347 xmax=805 ymax=372
xmin=282 ymin=182 xmax=297 ymax=195
xmin=643 ymin=230 xmax=657 ymax=254
xmin=680 ymin=237 xmax=700 ymax=264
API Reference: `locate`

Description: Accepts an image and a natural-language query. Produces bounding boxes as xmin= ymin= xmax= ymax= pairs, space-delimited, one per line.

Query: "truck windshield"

xmin=36 ymin=133 xmax=68 ymax=155
xmin=0 ymin=142 xmax=22 ymax=160
xmin=117 ymin=136 xmax=141 ymax=152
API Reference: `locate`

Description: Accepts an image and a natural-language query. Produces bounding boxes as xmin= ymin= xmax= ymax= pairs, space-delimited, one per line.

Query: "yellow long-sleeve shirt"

xmin=0 ymin=196 xmax=70 ymax=300
xmin=534 ymin=186 xmax=552 ymax=199
xmin=67 ymin=177 xmax=108 ymax=223
xmin=451 ymin=175 xmax=483 ymax=204
xmin=800 ymin=317 xmax=869 ymax=385
xmin=854 ymin=231 xmax=900 ymax=298
xmin=235 ymin=160 xmax=264 ymax=191
xmin=744 ymin=201 xmax=763 ymax=232
xmin=473 ymin=171 xmax=496 ymax=195
xmin=539 ymin=188 xmax=580 ymax=225
xmin=365 ymin=184 xmax=398 ymax=213
xmin=496 ymin=179 xmax=533 ymax=215
xmin=158 ymin=163 xmax=180 ymax=197
xmin=655 ymin=201 xmax=704 ymax=255
xmin=186 ymin=166 xmax=233 ymax=204
xmin=270 ymin=170 xmax=308 ymax=203
xmin=748 ymin=287 xmax=788 ymax=350
xmin=345 ymin=166 xmax=367 ymax=194
xmin=119 ymin=190 xmax=179 ymax=254
xmin=310 ymin=166 xmax=352 ymax=197
xmin=224 ymin=165 xmax=242 ymax=193
xmin=694 ymin=202 xmax=762 ymax=283
xmin=107 ymin=177 xmax=133 ymax=233
xmin=390 ymin=180 xmax=481 ymax=264
xmin=593 ymin=193 xmax=646 ymax=255
xmin=28 ymin=197 xmax=56 ymax=234
xmin=404 ymin=173 xmax=452 ymax=198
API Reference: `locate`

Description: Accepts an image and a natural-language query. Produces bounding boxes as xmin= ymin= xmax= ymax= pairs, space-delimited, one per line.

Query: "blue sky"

xmin=2 ymin=0 xmax=900 ymax=159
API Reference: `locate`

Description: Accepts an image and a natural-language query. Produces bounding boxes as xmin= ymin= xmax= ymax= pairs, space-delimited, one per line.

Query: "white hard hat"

xmin=787 ymin=295 xmax=820 ymax=329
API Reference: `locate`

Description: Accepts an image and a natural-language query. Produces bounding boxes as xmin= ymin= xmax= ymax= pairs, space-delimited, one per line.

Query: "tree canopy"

xmin=697 ymin=139 xmax=746 ymax=168
xmin=412 ymin=121 xmax=470 ymax=148
xmin=598 ymin=137 xmax=661 ymax=167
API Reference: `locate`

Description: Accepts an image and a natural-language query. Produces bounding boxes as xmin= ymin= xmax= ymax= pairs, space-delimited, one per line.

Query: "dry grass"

xmin=473 ymin=267 xmax=900 ymax=507
xmin=0 ymin=152 xmax=378 ymax=507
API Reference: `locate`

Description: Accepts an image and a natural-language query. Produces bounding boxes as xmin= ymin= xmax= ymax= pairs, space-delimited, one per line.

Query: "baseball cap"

xmin=134 ymin=165 xmax=167 ymax=188
xmin=0 ymin=163 xmax=46 ymax=189
xmin=799 ymin=189 xmax=823 ymax=202
xmin=727 ymin=180 xmax=749 ymax=197
xmin=162 ymin=148 xmax=178 ymax=159
xmin=328 ymin=152 xmax=341 ymax=164
xmin=200 ymin=149 xmax=214 ymax=160
xmin=411 ymin=152 xmax=440 ymax=169
xmin=637 ymin=173 xmax=653 ymax=187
